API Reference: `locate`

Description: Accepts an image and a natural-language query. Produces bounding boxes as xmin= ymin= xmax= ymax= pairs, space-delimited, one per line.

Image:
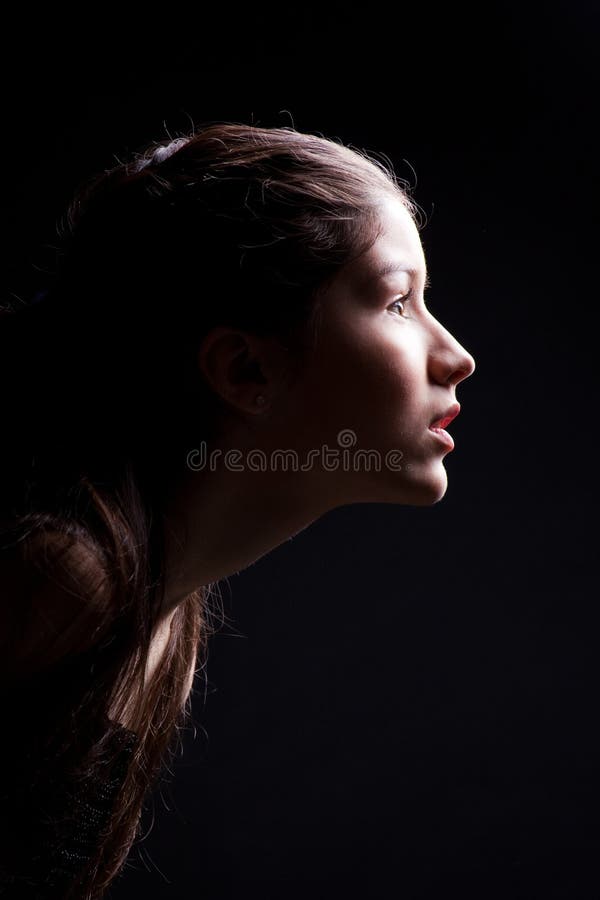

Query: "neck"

xmin=159 ymin=439 xmax=329 ymax=617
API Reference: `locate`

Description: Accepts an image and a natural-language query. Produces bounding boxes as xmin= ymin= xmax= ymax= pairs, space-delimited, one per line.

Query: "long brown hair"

xmin=0 ymin=121 xmax=420 ymax=897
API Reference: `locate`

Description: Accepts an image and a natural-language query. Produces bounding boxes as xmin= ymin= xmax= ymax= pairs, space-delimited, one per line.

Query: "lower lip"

xmin=428 ymin=426 xmax=455 ymax=450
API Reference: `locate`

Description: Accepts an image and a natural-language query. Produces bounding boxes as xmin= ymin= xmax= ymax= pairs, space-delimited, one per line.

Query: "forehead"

xmin=362 ymin=195 xmax=425 ymax=280
xmin=335 ymin=195 xmax=426 ymax=297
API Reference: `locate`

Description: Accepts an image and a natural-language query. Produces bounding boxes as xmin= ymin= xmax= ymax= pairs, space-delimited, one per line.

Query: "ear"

xmin=196 ymin=327 xmax=292 ymax=415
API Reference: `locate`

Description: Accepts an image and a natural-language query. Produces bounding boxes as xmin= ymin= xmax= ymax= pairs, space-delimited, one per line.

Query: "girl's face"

xmin=276 ymin=193 xmax=476 ymax=507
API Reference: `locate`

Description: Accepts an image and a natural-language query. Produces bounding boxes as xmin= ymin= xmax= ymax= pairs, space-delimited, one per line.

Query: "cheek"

xmin=340 ymin=330 xmax=420 ymax=410
xmin=311 ymin=342 xmax=417 ymax=439
xmin=294 ymin=315 xmax=424 ymax=431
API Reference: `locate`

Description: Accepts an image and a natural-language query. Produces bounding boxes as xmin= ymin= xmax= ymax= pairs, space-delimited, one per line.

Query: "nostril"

xmin=448 ymin=360 xmax=475 ymax=386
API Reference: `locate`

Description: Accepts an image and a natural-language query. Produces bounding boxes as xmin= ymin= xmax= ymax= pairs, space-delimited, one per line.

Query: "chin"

xmin=415 ymin=468 xmax=449 ymax=505
xmin=338 ymin=459 xmax=450 ymax=507
xmin=349 ymin=469 xmax=448 ymax=507
xmin=383 ymin=466 xmax=449 ymax=506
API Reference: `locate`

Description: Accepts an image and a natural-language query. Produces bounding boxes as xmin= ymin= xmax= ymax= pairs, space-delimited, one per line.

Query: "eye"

xmin=388 ymin=290 xmax=413 ymax=318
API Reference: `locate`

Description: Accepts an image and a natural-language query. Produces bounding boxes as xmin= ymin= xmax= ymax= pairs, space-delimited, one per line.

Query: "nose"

xmin=428 ymin=318 xmax=476 ymax=387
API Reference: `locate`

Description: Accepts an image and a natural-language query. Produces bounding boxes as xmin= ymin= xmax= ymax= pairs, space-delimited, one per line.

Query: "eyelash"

xmin=388 ymin=290 xmax=414 ymax=318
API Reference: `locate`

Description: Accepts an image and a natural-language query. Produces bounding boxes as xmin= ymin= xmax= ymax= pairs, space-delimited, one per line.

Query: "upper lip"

xmin=429 ymin=402 xmax=461 ymax=430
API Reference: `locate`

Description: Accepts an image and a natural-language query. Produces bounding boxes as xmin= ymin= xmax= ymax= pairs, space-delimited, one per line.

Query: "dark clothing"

xmin=0 ymin=713 xmax=139 ymax=898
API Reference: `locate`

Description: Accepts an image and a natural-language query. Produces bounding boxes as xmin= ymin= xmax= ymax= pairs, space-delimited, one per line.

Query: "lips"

xmin=430 ymin=402 xmax=461 ymax=430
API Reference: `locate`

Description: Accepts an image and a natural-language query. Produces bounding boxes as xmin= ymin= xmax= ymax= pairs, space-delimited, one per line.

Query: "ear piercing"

xmin=255 ymin=394 xmax=266 ymax=406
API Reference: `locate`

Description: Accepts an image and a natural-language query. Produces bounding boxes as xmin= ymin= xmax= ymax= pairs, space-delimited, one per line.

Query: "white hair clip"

xmin=152 ymin=137 xmax=189 ymax=164
xmin=132 ymin=137 xmax=189 ymax=173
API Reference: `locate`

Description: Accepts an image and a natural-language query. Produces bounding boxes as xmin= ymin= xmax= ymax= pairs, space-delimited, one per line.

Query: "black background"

xmin=4 ymin=3 xmax=598 ymax=897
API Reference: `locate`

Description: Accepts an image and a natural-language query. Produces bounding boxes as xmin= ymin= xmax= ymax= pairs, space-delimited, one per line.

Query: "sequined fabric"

xmin=0 ymin=716 xmax=139 ymax=898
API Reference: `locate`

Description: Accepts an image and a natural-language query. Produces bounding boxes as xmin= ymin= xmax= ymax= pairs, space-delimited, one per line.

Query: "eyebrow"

xmin=367 ymin=261 xmax=431 ymax=289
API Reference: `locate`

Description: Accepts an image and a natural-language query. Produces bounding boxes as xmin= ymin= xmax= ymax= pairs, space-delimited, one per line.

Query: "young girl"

xmin=0 ymin=122 xmax=475 ymax=898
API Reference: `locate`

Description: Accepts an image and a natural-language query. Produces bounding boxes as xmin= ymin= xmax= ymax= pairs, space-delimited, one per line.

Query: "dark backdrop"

xmin=4 ymin=3 xmax=598 ymax=897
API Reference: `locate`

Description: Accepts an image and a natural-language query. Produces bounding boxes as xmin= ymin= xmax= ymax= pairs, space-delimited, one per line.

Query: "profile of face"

xmin=164 ymin=191 xmax=477 ymax=605
xmin=262 ymin=192 xmax=476 ymax=509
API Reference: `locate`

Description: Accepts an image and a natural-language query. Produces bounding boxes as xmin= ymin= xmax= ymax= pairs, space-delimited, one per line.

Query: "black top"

xmin=0 ymin=714 xmax=140 ymax=898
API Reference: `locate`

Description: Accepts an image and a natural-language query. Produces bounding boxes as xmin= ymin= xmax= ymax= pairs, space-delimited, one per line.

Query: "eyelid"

xmin=388 ymin=289 xmax=414 ymax=317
